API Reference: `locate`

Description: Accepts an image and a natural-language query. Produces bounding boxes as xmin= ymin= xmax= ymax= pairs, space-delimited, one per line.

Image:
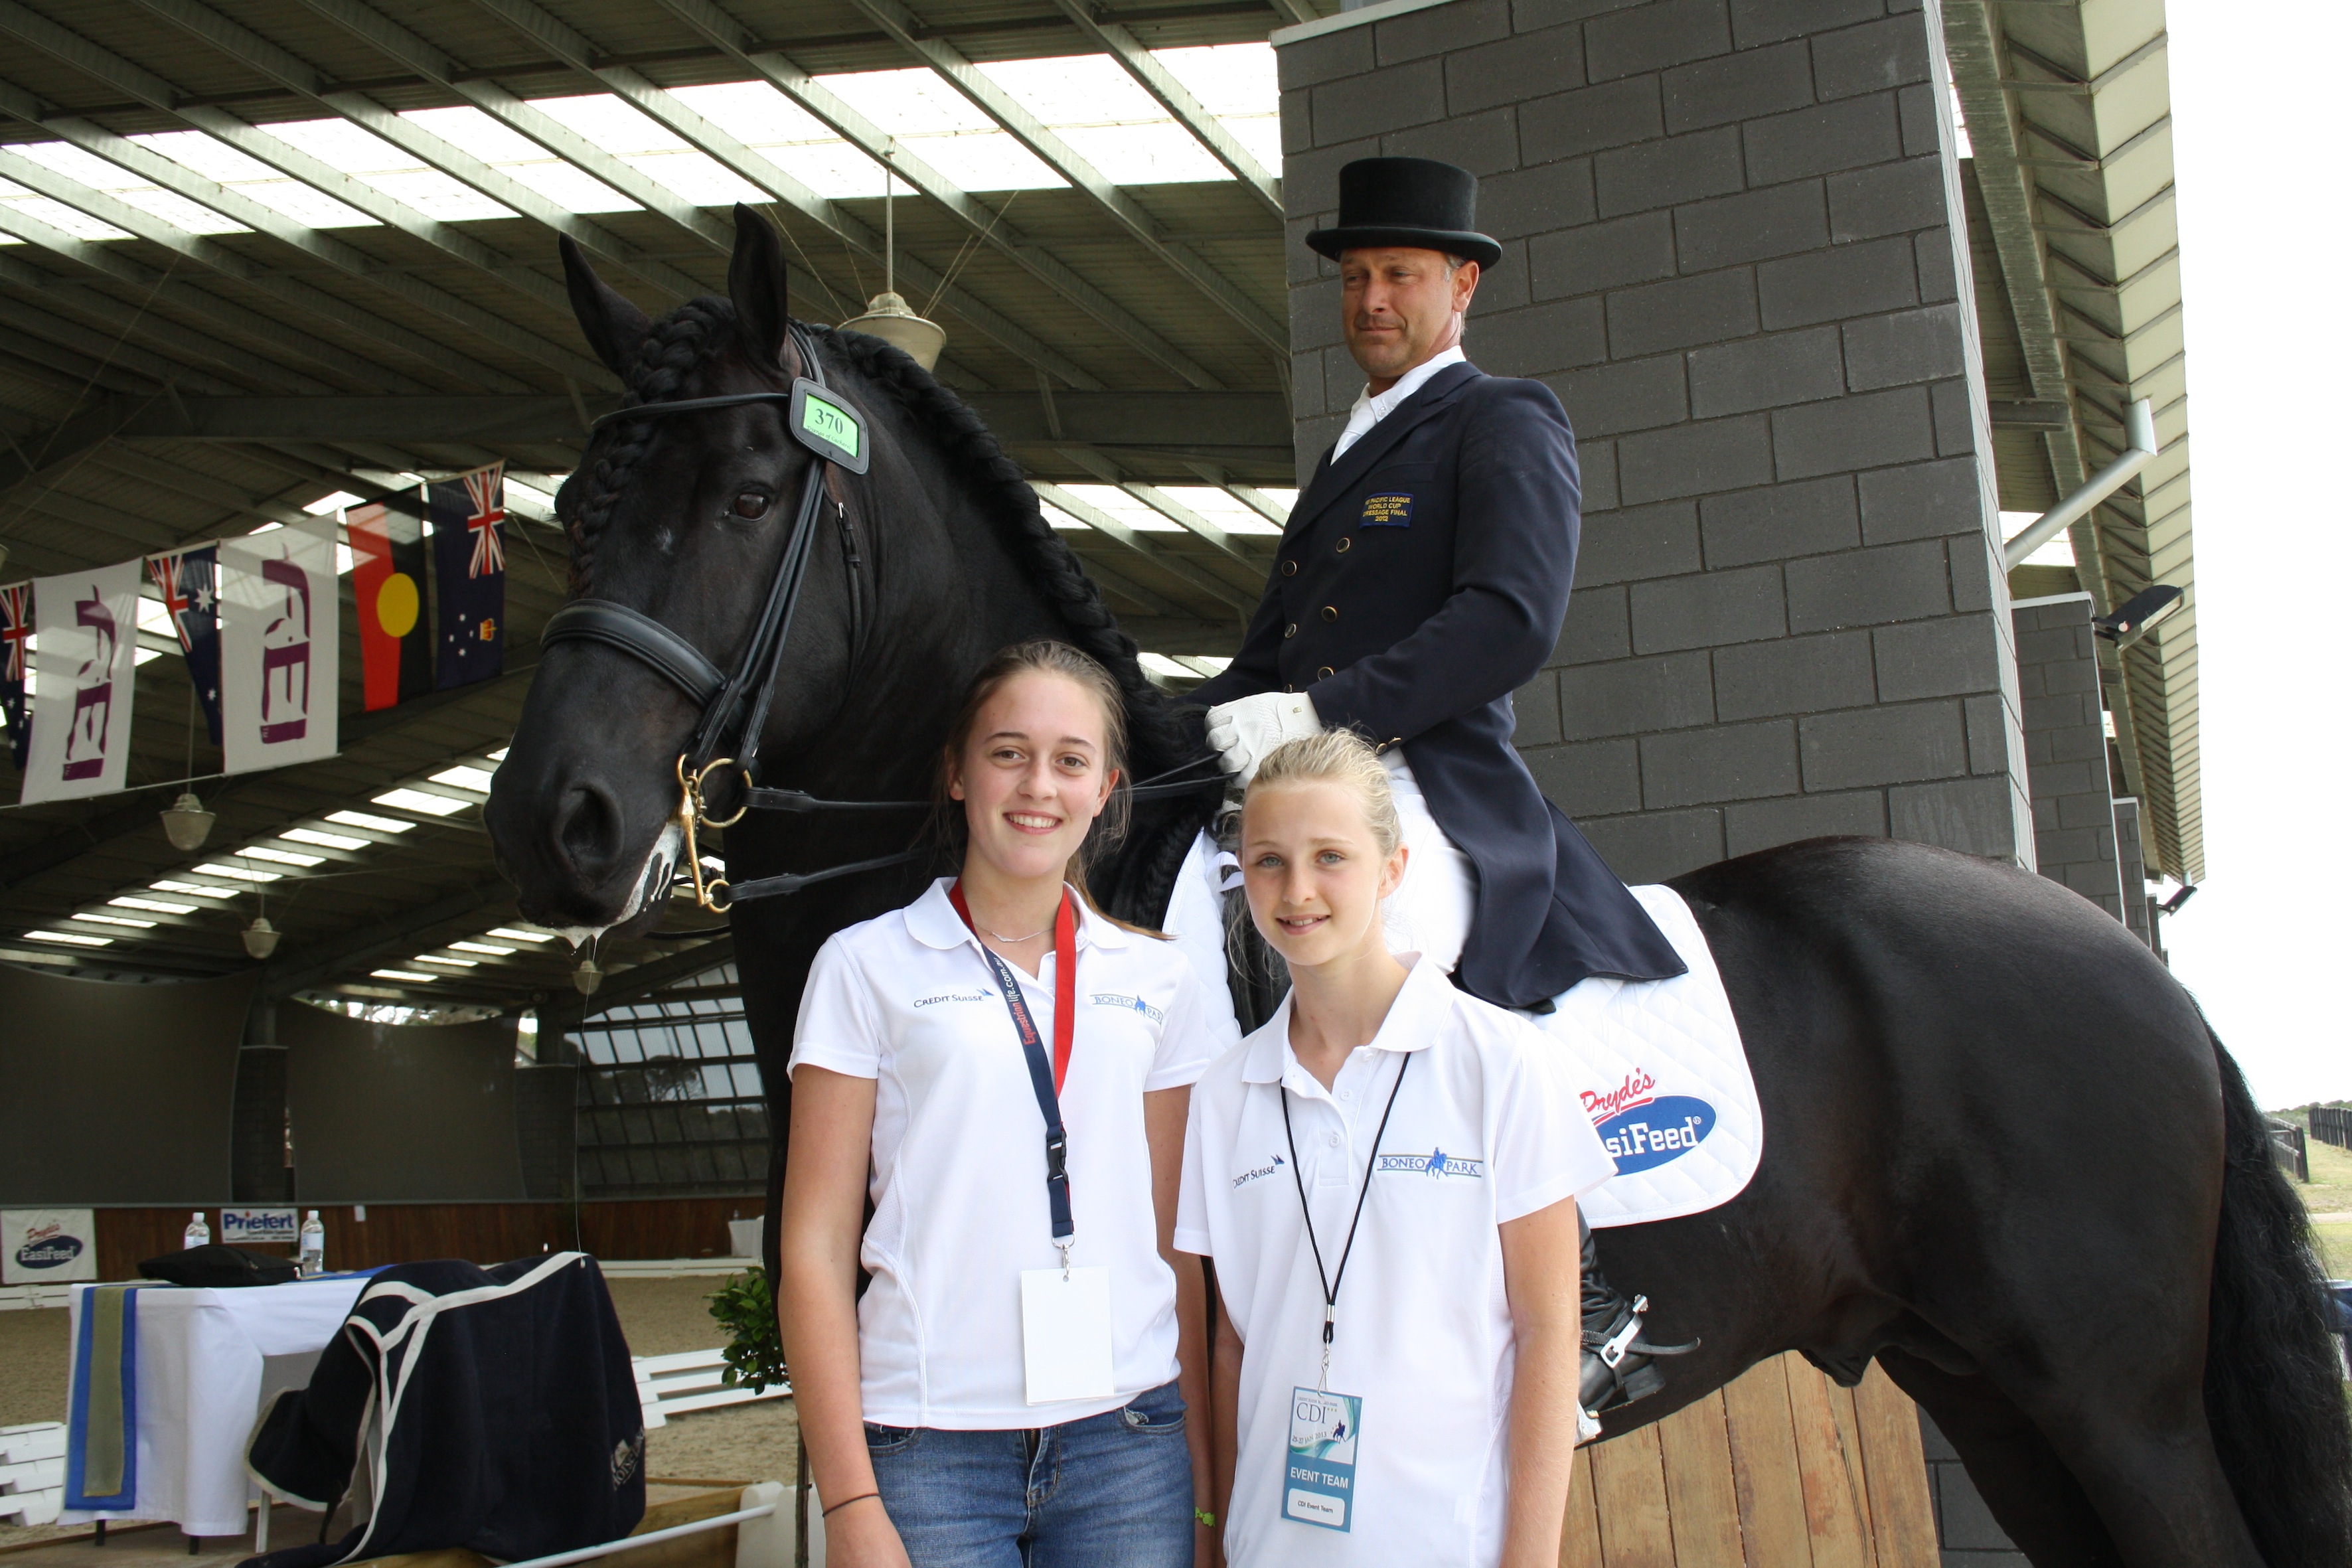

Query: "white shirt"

xmin=1332 ymin=344 xmax=1467 ymax=458
xmin=1176 ymin=955 xmax=1613 ymax=1567
xmin=790 ymin=879 xmax=1221 ymax=1429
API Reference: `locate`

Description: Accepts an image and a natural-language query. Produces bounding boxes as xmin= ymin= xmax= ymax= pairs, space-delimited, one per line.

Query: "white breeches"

xmin=1162 ymin=754 xmax=1477 ymax=1023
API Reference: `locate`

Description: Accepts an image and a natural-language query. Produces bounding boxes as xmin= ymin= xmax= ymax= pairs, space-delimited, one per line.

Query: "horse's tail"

xmin=2201 ymin=1020 xmax=2352 ymax=1565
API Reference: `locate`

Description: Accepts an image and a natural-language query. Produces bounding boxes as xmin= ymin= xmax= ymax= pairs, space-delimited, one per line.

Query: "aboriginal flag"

xmin=430 ymin=463 xmax=505 ymax=691
xmin=146 ymin=546 xmax=223 ymax=744
xmin=349 ymin=499 xmax=433 ymax=712
xmin=1 ymin=581 xmax=28 ymax=769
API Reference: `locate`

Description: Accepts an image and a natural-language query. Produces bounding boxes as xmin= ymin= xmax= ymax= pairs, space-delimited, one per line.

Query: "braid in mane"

xmin=817 ymin=328 xmax=1206 ymax=779
xmin=559 ymin=296 xmax=736 ymax=594
xmin=822 ymin=328 xmax=1221 ymax=926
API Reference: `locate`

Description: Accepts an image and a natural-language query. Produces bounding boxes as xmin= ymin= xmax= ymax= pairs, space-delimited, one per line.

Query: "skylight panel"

xmin=113 ymin=896 xmax=196 ymax=913
xmin=136 ymin=595 xmax=173 ymax=634
xmin=493 ymin=159 xmax=639 ymax=214
xmin=372 ymin=969 xmax=435 ymax=982
xmin=413 ymin=953 xmax=478 ymax=968
xmin=1059 ymin=485 xmax=1180 ymax=532
xmin=898 ymin=134 xmax=1061 ymax=193
xmin=195 ymin=861 xmax=283 ymax=883
xmin=1150 ymin=44 xmax=1278 ymax=119
xmin=670 ymin=82 xmax=837 ymax=148
xmin=73 ymin=911 xmax=155 ymax=928
xmin=450 ymin=940 xmax=515 ymax=955
xmin=430 ymin=765 xmax=497 ymax=793
xmin=1162 ymin=487 xmax=1282 ymax=535
xmin=262 ymin=120 xmax=513 ymax=223
xmin=329 ymin=809 xmax=415 ymax=834
xmin=1137 ymin=653 xmax=1194 ymax=680
xmin=746 ymin=142 xmax=888 ymax=201
xmin=6 ymin=143 xmax=246 ymax=236
xmin=283 ymin=827 xmax=368 ymax=850
xmin=819 ymin=68 xmax=1061 ymax=192
xmin=1040 ymin=503 xmax=1086 ymax=532
xmin=1 ymin=195 xmax=132 ymax=242
xmin=487 ymin=927 xmax=555 ymax=943
xmin=978 ymin=57 xmax=1229 ymax=185
xmin=130 ymin=129 xmax=375 ymax=228
xmin=1257 ymin=487 xmax=1300 ymax=515
xmin=151 ymin=879 xmax=234 ymax=898
xmin=372 ymin=787 xmax=468 ymax=817
xmin=533 ymin=94 xmax=690 ymax=155
xmin=239 ymin=844 xmax=325 ymax=867
xmin=627 ymin=151 xmax=769 ymax=208
xmin=25 ymin=929 xmax=110 ymax=946
xmin=401 ymin=107 xmax=545 ymax=165
xmin=1058 ymin=123 xmax=1225 ymax=185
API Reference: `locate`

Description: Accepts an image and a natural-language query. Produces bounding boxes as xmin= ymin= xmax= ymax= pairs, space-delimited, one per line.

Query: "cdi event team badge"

xmin=1285 ymin=1387 xmax=1362 ymax=1531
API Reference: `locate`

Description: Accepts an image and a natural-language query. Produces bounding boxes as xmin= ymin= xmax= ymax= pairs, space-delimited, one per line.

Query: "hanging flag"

xmin=431 ymin=463 xmax=505 ymax=691
xmin=21 ymin=560 xmax=141 ymax=804
xmin=1 ymin=582 xmax=29 ymax=771
xmin=146 ymin=546 xmax=223 ymax=744
xmin=220 ymin=515 xmax=339 ymax=776
xmin=348 ymin=499 xmax=433 ymax=712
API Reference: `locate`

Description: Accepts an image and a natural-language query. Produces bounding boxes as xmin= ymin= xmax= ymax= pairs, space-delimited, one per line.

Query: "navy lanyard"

xmin=1280 ymin=1049 xmax=1410 ymax=1389
xmin=949 ymin=884 xmax=1079 ymax=1265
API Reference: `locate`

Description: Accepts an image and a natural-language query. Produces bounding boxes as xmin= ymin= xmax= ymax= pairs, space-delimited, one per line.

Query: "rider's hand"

xmin=1205 ymin=692 xmax=1320 ymax=785
xmin=823 ymin=1496 xmax=911 ymax=1568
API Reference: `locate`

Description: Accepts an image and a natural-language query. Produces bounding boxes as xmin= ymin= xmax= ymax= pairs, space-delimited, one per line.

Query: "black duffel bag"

xmin=138 ymin=1244 xmax=299 ymax=1288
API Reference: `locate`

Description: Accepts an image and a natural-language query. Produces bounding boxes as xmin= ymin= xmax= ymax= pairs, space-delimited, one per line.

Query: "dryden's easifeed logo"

xmin=1 ymin=1208 xmax=98 ymax=1283
xmin=14 ymin=1227 xmax=82 ymax=1271
xmin=1583 ymin=1069 xmax=1717 ymax=1174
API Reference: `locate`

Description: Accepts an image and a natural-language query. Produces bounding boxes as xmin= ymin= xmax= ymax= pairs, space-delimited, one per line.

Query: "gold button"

xmin=1281 ymin=560 xmax=1298 ymax=577
xmin=1321 ymin=605 xmax=1337 ymax=622
xmin=1316 ymin=666 xmax=1334 ymax=680
xmin=1335 ymin=537 xmax=1352 ymax=554
xmin=1284 ymin=623 xmax=1297 ymax=638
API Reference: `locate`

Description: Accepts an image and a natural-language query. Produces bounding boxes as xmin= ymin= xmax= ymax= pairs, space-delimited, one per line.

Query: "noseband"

xmin=540 ymin=325 xmax=1224 ymax=917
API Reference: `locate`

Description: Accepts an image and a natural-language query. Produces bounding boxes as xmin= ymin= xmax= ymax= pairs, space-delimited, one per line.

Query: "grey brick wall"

xmin=1279 ymin=0 xmax=2032 ymax=885
xmin=2011 ymin=594 xmax=2124 ymax=919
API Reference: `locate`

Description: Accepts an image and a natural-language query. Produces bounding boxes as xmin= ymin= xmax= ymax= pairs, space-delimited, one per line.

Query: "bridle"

xmin=539 ymin=325 xmax=1221 ymax=916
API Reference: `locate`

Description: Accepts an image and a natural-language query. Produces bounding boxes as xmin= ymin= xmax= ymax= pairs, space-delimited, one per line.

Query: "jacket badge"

xmin=1360 ymin=493 xmax=1413 ymax=527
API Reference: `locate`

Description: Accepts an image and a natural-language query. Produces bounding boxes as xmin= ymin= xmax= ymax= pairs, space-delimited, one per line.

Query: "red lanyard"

xmin=949 ymin=882 xmax=1077 ymax=1093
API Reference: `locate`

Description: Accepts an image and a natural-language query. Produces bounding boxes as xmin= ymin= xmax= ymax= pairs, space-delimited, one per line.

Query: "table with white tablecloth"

xmin=62 ymin=1275 xmax=373 ymax=1536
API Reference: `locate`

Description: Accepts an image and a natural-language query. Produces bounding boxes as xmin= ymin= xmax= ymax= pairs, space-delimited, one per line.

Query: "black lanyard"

xmin=950 ymin=886 xmax=1079 ymax=1268
xmin=1279 ymin=1049 xmax=1410 ymax=1389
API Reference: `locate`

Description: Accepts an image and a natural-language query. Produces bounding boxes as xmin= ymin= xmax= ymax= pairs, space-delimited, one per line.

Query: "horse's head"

xmin=485 ymin=206 xmax=858 ymax=939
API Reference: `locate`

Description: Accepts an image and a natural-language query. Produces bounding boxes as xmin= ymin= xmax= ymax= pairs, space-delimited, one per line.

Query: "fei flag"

xmin=430 ymin=463 xmax=505 ymax=690
xmin=147 ymin=546 xmax=222 ymax=744
xmin=1 ymin=581 xmax=28 ymax=770
xmin=220 ymin=515 xmax=339 ymax=775
xmin=20 ymin=560 xmax=141 ymax=804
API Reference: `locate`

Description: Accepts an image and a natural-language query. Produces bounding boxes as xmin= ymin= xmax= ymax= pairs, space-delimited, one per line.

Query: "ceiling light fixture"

xmin=840 ymin=168 xmax=945 ymax=370
xmin=573 ymin=957 xmax=602 ymax=996
xmin=160 ymin=791 xmax=216 ymax=852
xmin=242 ymin=916 xmax=281 ymax=960
xmin=2093 ymin=585 xmax=2185 ymax=645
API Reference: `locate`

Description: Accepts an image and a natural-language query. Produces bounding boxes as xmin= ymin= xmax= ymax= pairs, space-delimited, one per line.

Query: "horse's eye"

xmin=733 ymin=491 xmax=770 ymax=519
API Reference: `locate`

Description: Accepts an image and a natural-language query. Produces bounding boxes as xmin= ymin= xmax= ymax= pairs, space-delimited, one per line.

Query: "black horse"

xmin=485 ymin=208 xmax=2350 ymax=1568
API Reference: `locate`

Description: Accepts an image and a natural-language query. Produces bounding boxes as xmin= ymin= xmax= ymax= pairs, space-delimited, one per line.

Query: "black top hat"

xmin=1305 ymin=157 xmax=1502 ymax=268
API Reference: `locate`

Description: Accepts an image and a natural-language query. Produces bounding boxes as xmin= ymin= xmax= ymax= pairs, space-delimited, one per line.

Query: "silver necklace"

xmin=976 ymin=918 xmax=1052 ymax=943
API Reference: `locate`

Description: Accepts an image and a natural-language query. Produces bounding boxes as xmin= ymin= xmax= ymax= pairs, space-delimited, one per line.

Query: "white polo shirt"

xmin=1176 ymin=955 xmax=1613 ymax=1567
xmin=790 ymin=878 xmax=1223 ymax=1429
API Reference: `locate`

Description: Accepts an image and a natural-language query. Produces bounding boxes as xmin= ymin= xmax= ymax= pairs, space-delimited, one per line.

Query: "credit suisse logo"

xmin=1582 ymin=1070 xmax=1717 ymax=1175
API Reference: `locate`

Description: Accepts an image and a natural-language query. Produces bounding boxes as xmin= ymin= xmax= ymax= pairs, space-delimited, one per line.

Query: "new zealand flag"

xmin=430 ymin=463 xmax=505 ymax=691
xmin=1 ymin=581 xmax=29 ymax=769
xmin=147 ymin=546 xmax=222 ymax=744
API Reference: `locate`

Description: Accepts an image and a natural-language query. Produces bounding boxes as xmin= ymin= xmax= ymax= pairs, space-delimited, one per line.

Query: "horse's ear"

xmin=728 ymin=204 xmax=792 ymax=373
xmin=560 ymin=236 xmax=651 ymax=377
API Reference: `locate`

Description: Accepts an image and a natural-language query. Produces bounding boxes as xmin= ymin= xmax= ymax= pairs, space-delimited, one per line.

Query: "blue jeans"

xmin=866 ymin=1379 xmax=1193 ymax=1567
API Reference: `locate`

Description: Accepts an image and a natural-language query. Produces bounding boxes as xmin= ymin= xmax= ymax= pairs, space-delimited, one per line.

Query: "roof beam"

xmin=0 ymin=148 xmax=530 ymax=392
xmin=651 ymin=0 xmax=1224 ymax=389
xmin=62 ymin=389 xmax=1292 ymax=449
xmin=1030 ymin=479 xmax=1257 ymax=615
xmin=1042 ymin=0 xmax=1281 ymax=216
xmin=461 ymin=0 xmax=1093 ymax=389
xmin=121 ymin=0 xmax=712 ymax=308
xmin=260 ymin=877 xmax=518 ymax=998
xmin=0 ymin=27 xmax=605 ymax=387
xmin=844 ymin=0 xmax=1287 ymax=353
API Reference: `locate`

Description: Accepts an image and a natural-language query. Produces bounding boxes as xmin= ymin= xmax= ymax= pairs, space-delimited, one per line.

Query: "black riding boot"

xmin=1577 ymin=1214 xmax=1695 ymax=1426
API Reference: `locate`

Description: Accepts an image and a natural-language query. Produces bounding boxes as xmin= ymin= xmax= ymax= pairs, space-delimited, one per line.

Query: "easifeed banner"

xmin=2 ymin=1208 xmax=98 ymax=1284
xmin=20 ymin=560 xmax=142 ymax=805
xmin=220 ymin=516 xmax=339 ymax=776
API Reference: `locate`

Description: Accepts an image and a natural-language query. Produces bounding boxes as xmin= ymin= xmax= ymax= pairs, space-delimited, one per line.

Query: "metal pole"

xmin=2002 ymin=398 xmax=2158 ymax=570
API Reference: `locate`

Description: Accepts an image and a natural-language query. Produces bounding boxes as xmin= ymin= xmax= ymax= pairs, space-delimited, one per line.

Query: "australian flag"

xmin=430 ymin=463 xmax=506 ymax=690
xmin=1 ymin=581 xmax=29 ymax=769
xmin=147 ymin=546 xmax=222 ymax=744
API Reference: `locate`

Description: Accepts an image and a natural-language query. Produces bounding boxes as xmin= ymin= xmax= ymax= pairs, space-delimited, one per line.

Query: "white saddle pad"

xmin=1528 ymin=886 xmax=1761 ymax=1228
xmin=1161 ymin=837 xmax=1760 ymax=1229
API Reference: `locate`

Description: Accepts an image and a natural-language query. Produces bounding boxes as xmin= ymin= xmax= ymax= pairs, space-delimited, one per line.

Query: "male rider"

xmin=1191 ymin=155 xmax=1686 ymax=1010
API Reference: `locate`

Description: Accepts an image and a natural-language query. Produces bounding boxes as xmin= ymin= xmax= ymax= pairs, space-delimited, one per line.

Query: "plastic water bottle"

xmin=299 ymin=1212 xmax=325 ymax=1277
xmin=183 ymin=1211 xmax=210 ymax=1249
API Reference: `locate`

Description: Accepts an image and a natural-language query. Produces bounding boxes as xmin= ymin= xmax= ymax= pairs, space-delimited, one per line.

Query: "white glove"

xmin=1205 ymin=691 xmax=1321 ymax=785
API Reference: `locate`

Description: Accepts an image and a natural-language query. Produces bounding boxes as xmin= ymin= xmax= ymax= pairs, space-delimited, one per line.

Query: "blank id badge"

xmin=1284 ymin=1386 xmax=1362 ymax=1531
xmin=1020 ymin=1267 xmax=1115 ymax=1405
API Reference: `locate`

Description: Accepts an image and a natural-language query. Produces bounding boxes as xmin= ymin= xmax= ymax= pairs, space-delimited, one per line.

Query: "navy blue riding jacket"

xmin=1192 ymin=359 xmax=1685 ymax=1007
